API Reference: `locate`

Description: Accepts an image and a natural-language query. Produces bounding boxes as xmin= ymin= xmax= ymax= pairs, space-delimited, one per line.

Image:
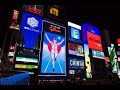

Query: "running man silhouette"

xmin=45 ymin=33 xmax=64 ymax=72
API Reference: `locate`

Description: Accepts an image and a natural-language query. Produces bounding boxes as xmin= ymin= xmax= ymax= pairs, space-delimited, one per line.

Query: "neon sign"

xmin=49 ymin=25 xmax=61 ymax=33
xmin=27 ymin=6 xmax=41 ymax=15
xmin=50 ymin=7 xmax=59 ymax=16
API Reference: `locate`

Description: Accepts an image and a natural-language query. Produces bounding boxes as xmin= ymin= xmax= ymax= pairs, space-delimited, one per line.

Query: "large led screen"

xmin=68 ymin=57 xmax=84 ymax=70
xmin=68 ymin=43 xmax=84 ymax=56
xmin=87 ymin=32 xmax=102 ymax=51
xmin=39 ymin=20 xmax=66 ymax=76
xmin=20 ymin=12 xmax=42 ymax=49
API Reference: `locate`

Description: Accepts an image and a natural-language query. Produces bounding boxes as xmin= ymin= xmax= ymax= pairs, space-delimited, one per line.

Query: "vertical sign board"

xmin=14 ymin=12 xmax=43 ymax=72
xmin=68 ymin=22 xmax=85 ymax=77
xmin=108 ymin=44 xmax=119 ymax=73
xmin=39 ymin=19 xmax=66 ymax=77
xmin=9 ymin=10 xmax=20 ymax=30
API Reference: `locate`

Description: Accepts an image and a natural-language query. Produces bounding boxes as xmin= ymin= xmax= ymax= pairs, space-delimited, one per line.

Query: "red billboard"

xmin=117 ymin=38 xmax=120 ymax=46
xmin=87 ymin=32 xmax=103 ymax=51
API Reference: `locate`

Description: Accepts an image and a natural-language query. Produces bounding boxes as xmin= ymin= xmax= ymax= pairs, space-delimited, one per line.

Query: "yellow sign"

xmin=50 ymin=7 xmax=59 ymax=16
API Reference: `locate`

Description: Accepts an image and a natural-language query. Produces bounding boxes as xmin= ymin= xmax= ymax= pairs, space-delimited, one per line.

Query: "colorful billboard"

xmin=92 ymin=49 xmax=105 ymax=59
xmin=108 ymin=44 xmax=119 ymax=73
xmin=68 ymin=57 xmax=84 ymax=70
xmin=68 ymin=43 xmax=84 ymax=56
xmin=68 ymin=22 xmax=82 ymax=44
xmin=21 ymin=12 xmax=42 ymax=49
xmin=39 ymin=19 xmax=66 ymax=76
xmin=87 ymin=32 xmax=102 ymax=51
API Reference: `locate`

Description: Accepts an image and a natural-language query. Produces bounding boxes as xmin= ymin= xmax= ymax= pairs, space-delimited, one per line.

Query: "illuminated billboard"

xmin=68 ymin=57 xmax=84 ymax=70
xmin=39 ymin=19 xmax=66 ymax=76
xmin=15 ymin=46 xmax=39 ymax=62
xmin=117 ymin=51 xmax=120 ymax=55
xmin=15 ymin=64 xmax=38 ymax=69
xmin=9 ymin=10 xmax=20 ymax=30
xmin=117 ymin=38 xmax=120 ymax=46
xmin=68 ymin=43 xmax=84 ymax=56
xmin=108 ymin=44 xmax=118 ymax=73
xmin=68 ymin=22 xmax=82 ymax=44
xmin=24 ymin=5 xmax=44 ymax=16
xmin=87 ymin=32 xmax=102 ymax=51
xmin=21 ymin=12 xmax=42 ymax=49
xmin=92 ymin=49 xmax=105 ymax=59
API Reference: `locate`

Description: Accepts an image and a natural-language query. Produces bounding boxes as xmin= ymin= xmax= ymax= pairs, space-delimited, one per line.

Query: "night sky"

xmin=1 ymin=3 xmax=120 ymax=48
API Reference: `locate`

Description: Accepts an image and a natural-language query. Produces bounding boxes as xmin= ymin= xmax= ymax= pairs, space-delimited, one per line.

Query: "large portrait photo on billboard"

xmin=40 ymin=31 xmax=66 ymax=76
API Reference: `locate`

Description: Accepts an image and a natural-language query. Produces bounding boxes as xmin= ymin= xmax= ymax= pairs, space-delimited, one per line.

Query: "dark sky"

xmin=1 ymin=4 xmax=120 ymax=48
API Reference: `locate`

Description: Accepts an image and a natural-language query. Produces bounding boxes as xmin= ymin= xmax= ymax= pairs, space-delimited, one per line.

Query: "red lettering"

xmin=68 ymin=43 xmax=78 ymax=51
xmin=27 ymin=6 xmax=41 ymax=15
xmin=49 ymin=26 xmax=61 ymax=33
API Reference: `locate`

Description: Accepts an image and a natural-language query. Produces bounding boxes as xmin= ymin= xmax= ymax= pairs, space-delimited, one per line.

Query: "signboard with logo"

xmin=87 ymin=32 xmax=102 ymax=51
xmin=68 ymin=43 xmax=84 ymax=56
xmin=68 ymin=22 xmax=82 ymax=44
xmin=82 ymin=24 xmax=103 ymax=78
xmin=38 ymin=19 xmax=66 ymax=77
xmin=92 ymin=49 xmax=105 ymax=59
xmin=68 ymin=57 xmax=84 ymax=70
xmin=24 ymin=5 xmax=44 ymax=16
xmin=46 ymin=5 xmax=66 ymax=22
xmin=21 ymin=12 xmax=42 ymax=49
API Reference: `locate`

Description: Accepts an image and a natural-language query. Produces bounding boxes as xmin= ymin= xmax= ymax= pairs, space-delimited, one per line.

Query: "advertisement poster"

xmin=39 ymin=20 xmax=66 ymax=76
xmin=68 ymin=22 xmax=82 ymax=44
xmin=21 ymin=12 xmax=42 ymax=49
xmin=108 ymin=44 xmax=119 ymax=73
xmin=92 ymin=49 xmax=105 ymax=59
xmin=68 ymin=57 xmax=84 ymax=70
xmin=87 ymin=32 xmax=102 ymax=51
xmin=68 ymin=43 xmax=84 ymax=56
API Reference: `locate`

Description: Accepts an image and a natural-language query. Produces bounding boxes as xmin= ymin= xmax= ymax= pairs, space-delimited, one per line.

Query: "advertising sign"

xmin=24 ymin=5 xmax=44 ymax=16
xmin=92 ymin=49 xmax=105 ymax=59
xmin=68 ymin=22 xmax=82 ymax=44
xmin=21 ymin=12 xmax=42 ymax=49
xmin=68 ymin=57 xmax=84 ymax=70
xmin=108 ymin=44 xmax=118 ymax=73
xmin=9 ymin=10 xmax=20 ymax=30
xmin=117 ymin=38 xmax=120 ymax=46
xmin=117 ymin=51 xmax=120 ymax=55
xmin=68 ymin=43 xmax=84 ymax=56
xmin=47 ymin=5 xmax=66 ymax=22
xmin=39 ymin=20 xmax=66 ymax=76
xmin=87 ymin=32 xmax=103 ymax=51
xmin=15 ymin=64 xmax=38 ymax=69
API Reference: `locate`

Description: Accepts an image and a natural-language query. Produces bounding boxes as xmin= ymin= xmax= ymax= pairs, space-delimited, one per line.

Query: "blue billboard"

xmin=68 ymin=57 xmax=84 ymax=70
xmin=68 ymin=22 xmax=82 ymax=44
xmin=39 ymin=20 xmax=66 ymax=76
xmin=21 ymin=12 xmax=42 ymax=49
